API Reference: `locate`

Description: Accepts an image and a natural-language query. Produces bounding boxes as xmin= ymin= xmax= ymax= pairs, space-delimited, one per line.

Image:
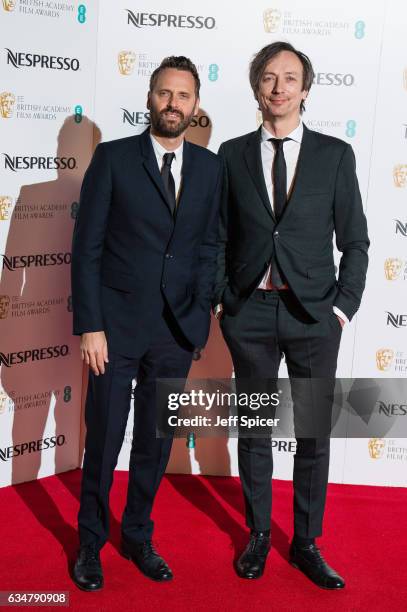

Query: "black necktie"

xmin=269 ymin=138 xmax=290 ymax=220
xmin=161 ymin=152 xmax=176 ymax=214
xmin=268 ymin=137 xmax=290 ymax=288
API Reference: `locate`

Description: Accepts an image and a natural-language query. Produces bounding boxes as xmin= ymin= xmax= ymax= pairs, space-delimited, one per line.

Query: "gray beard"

xmin=150 ymin=109 xmax=194 ymax=138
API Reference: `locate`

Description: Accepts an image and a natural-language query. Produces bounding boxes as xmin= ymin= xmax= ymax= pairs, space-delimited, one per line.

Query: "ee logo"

xmin=74 ymin=105 xmax=83 ymax=124
xmin=63 ymin=386 xmax=72 ymax=402
xmin=346 ymin=120 xmax=356 ymax=138
xmin=208 ymin=64 xmax=219 ymax=82
xmin=78 ymin=5 xmax=86 ymax=24
xmin=70 ymin=201 xmax=80 ymax=219
xmin=354 ymin=21 xmax=365 ymax=39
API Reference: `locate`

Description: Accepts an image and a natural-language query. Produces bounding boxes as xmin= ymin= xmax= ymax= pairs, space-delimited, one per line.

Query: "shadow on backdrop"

xmin=0 ymin=116 xmax=101 ymax=571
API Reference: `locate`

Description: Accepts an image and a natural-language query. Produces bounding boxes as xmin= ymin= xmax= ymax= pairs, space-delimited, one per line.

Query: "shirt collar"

xmin=261 ymin=120 xmax=303 ymax=144
xmin=150 ymin=133 xmax=184 ymax=162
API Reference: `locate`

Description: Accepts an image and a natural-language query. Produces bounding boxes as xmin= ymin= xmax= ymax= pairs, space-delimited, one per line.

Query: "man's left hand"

xmin=336 ymin=315 xmax=345 ymax=328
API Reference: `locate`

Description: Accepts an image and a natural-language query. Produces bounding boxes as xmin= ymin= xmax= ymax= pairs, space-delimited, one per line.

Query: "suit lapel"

xmin=139 ymin=128 xmax=174 ymax=216
xmin=279 ymin=124 xmax=318 ymax=225
xmin=174 ymin=139 xmax=193 ymax=220
xmin=244 ymin=127 xmax=275 ymax=222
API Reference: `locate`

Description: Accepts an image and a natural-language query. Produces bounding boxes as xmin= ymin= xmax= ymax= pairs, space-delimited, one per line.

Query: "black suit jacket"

xmin=214 ymin=124 xmax=369 ymax=322
xmin=71 ymin=129 xmax=222 ymax=356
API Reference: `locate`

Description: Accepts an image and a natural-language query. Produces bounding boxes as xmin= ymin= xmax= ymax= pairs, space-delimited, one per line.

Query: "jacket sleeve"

xmin=212 ymin=143 xmax=229 ymax=307
xmin=333 ymin=144 xmax=369 ymax=321
xmin=195 ymin=159 xmax=223 ymax=310
xmin=71 ymin=143 xmax=112 ymax=335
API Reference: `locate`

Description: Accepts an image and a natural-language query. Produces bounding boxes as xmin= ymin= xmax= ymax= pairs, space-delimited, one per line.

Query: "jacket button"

xmin=165 ymin=253 xmax=170 ymax=259
xmin=161 ymin=282 xmax=166 ymax=288
xmin=274 ymin=231 xmax=279 ymax=237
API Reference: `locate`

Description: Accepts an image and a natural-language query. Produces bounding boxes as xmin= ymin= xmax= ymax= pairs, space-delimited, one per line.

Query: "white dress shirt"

xmin=257 ymin=121 xmax=348 ymax=324
xmin=150 ymin=133 xmax=183 ymax=198
xmin=258 ymin=121 xmax=303 ymax=290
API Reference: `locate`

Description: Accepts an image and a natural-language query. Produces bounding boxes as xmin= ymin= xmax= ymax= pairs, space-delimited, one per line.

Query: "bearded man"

xmin=71 ymin=56 xmax=222 ymax=590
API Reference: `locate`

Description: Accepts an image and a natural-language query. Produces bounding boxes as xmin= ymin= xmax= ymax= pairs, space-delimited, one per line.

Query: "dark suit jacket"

xmin=214 ymin=124 xmax=369 ymax=322
xmin=71 ymin=128 xmax=222 ymax=357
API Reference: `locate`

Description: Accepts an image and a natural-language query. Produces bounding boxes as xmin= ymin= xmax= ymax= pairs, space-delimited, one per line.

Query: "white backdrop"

xmin=1 ymin=0 xmax=406 ymax=488
xmin=0 ymin=1 xmax=98 ymax=486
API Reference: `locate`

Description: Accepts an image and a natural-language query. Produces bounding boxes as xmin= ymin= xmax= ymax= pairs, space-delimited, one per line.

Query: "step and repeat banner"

xmin=1 ymin=0 xmax=406 ymax=487
xmin=0 ymin=1 xmax=98 ymax=486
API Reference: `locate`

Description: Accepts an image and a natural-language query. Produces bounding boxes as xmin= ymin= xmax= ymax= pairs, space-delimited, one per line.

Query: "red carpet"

xmin=0 ymin=471 xmax=406 ymax=611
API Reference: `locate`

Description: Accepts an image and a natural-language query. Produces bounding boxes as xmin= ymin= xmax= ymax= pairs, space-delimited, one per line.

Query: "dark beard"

xmin=150 ymin=105 xmax=194 ymax=138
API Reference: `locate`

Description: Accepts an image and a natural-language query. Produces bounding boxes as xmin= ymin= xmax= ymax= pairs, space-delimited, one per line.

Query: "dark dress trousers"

xmin=215 ymin=125 xmax=369 ymax=537
xmin=71 ymin=128 xmax=222 ymax=548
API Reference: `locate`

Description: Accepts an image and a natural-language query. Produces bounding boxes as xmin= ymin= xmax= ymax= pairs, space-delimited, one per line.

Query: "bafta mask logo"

xmin=0 ymin=391 xmax=8 ymax=415
xmin=368 ymin=437 xmax=386 ymax=459
xmin=118 ymin=51 xmax=137 ymax=76
xmin=0 ymin=196 xmax=13 ymax=220
xmin=376 ymin=348 xmax=394 ymax=372
xmin=384 ymin=258 xmax=402 ymax=281
xmin=2 ymin=0 xmax=16 ymax=11
xmin=263 ymin=8 xmax=281 ymax=33
xmin=0 ymin=295 xmax=10 ymax=319
xmin=0 ymin=92 xmax=16 ymax=118
xmin=393 ymin=164 xmax=407 ymax=188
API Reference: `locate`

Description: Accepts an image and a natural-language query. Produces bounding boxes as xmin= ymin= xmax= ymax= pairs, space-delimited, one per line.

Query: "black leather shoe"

xmin=72 ymin=544 xmax=103 ymax=591
xmin=236 ymin=531 xmax=271 ymax=579
xmin=289 ymin=542 xmax=345 ymax=589
xmin=121 ymin=539 xmax=173 ymax=582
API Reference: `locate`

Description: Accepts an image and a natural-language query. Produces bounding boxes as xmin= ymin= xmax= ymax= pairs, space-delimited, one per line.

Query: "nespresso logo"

xmin=0 ymin=435 xmax=66 ymax=461
xmin=126 ymin=10 xmax=216 ymax=29
xmin=1 ymin=252 xmax=71 ymax=270
xmin=3 ymin=153 xmax=77 ymax=171
xmin=5 ymin=48 xmax=80 ymax=70
xmin=386 ymin=312 xmax=407 ymax=328
xmin=0 ymin=345 xmax=69 ymax=367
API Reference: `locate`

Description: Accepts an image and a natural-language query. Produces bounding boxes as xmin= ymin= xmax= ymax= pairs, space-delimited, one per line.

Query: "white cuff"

xmin=333 ymin=306 xmax=349 ymax=325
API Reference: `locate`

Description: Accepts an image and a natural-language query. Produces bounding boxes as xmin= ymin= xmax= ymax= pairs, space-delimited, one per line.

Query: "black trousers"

xmin=78 ymin=300 xmax=194 ymax=550
xmin=220 ymin=289 xmax=342 ymax=538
